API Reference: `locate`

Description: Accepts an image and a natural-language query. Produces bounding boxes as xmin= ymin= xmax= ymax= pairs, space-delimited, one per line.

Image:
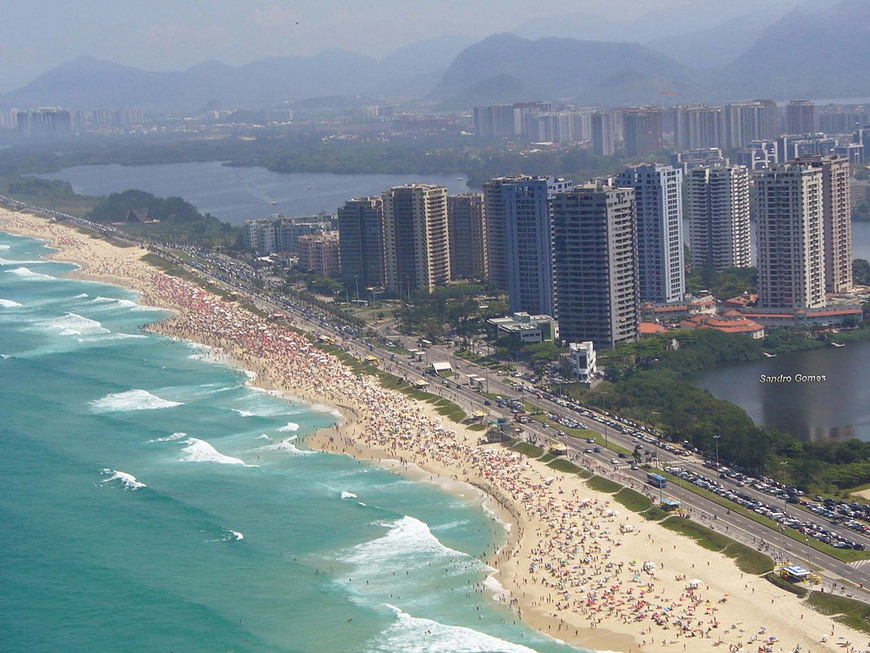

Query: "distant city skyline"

xmin=0 ymin=0 xmax=806 ymax=93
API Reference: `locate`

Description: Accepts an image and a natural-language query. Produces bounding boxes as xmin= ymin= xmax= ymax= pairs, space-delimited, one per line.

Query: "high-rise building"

xmin=687 ymin=164 xmax=751 ymax=272
xmin=382 ymin=184 xmax=450 ymax=294
xmin=817 ymin=104 xmax=869 ymax=135
xmin=483 ymin=175 xmax=528 ymax=289
xmin=615 ymin=164 xmax=685 ymax=303
xmin=337 ymin=197 xmax=385 ymax=290
xmin=623 ymin=108 xmax=663 ymax=158
xmin=473 ymin=105 xmax=522 ymax=139
xmin=16 ymin=107 xmax=72 ymax=137
xmin=447 ymin=193 xmax=487 ymax=280
xmin=725 ymin=100 xmax=778 ymax=148
xmin=502 ymin=177 xmax=573 ymax=317
xmin=786 ymin=100 xmax=816 ymax=135
xmin=801 ymin=155 xmax=853 ymax=294
xmin=756 ymin=163 xmax=826 ymax=309
xmin=591 ymin=112 xmax=616 ymax=156
xmin=674 ymin=105 xmax=725 ymax=150
xmin=552 ymin=182 xmax=639 ymax=348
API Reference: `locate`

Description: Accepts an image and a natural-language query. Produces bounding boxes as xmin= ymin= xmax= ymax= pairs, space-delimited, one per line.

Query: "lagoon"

xmin=689 ymin=341 xmax=870 ymax=443
xmin=37 ymin=161 xmax=471 ymax=225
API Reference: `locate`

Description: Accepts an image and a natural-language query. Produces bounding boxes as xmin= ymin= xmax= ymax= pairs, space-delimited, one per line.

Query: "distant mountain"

xmin=644 ymin=7 xmax=788 ymax=69
xmin=436 ymin=74 xmax=541 ymax=110
xmin=0 ymin=35 xmax=478 ymax=113
xmin=429 ymin=33 xmax=705 ymax=107
xmin=722 ymin=0 xmax=870 ymax=99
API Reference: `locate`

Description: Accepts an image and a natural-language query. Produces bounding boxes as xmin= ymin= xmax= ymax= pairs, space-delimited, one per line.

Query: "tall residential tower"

xmin=447 ymin=193 xmax=487 ymax=280
xmin=552 ymin=182 xmax=639 ymax=348
xmin=337 ymin=197 xmax=385 ymax=290
xmin=615 ymin=164 xmax=685 ymax=303
xmin=756 ymin=163 xmax=826 ymax=309
xmin=382 ymin=184 xmax=450 ymax=295
xmin=502 ymin=176 xmax=572 ymax=316
xmin=687 ymin=164 xmax=752 ymax=272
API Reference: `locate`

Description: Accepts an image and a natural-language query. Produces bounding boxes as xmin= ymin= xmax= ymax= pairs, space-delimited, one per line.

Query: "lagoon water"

xmin=0 ymin=231 xmax=582 ymax=653
xmin=689 ymin=343 xmax=870 ymax=443
xmin=36 ymin=162 xmax=471 ymax=225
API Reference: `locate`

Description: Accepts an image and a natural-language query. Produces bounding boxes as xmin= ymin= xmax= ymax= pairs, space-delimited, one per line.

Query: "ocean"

xmin=0 ymin=231 xmax=583 ymax=653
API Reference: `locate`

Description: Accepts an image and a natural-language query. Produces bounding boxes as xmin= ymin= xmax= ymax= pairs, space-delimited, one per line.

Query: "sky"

xmin=0 ymin=0 xmax=803 ymax=93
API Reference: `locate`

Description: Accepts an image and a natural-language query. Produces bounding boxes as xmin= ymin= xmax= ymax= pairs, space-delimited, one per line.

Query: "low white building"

xmin=487 ymin=312 xmax=559 ymax=344
xmin=569 ymin=341 xmax=597 ymax=383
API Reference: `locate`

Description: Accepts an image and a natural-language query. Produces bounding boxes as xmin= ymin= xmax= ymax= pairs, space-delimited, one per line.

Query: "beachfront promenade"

xmin=2 ymin=204 xmax=869 ymax=653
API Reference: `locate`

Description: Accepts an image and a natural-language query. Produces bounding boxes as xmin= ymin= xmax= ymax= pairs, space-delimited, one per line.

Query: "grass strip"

xmin=511 ymin=442 xmax=545 ymax=458
xmin=660 ymin=517 xmax=774 ymax=574
xmin=586 ymin=475 xmax=622 ymax=494
xmin=806 ymin=592 xmax=870 ymax=634
xmin=613 ymin=488 xmax=653 ymax=512
xmin=547 ymin=459 xmax=584 ymax=475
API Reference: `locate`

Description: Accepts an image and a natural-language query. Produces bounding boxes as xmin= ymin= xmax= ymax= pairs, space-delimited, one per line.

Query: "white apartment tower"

xmin=687 ymin=164 xmax=751 ymax=272
xmin=615 ymin=164 xmax=685 ymax=303
xmin=803 ymin=155 xmax=852 ymax=294
xmin=756 ymin=163 xmax=826 ymax=309
xmin=382 ymin=184 xmax=451 ymax=294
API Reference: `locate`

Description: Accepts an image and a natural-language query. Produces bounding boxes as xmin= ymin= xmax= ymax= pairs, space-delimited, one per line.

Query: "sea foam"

xmin=0 ymin=298 xmax=22 ymax=308
xmin=91 ymin=296 xmax=151 ymax=311
xmin=101 ymin=468 xmax=146 ymax=491
xmin=370 ymin=605 xmax=538 ymax=653
xmin=8 ymin=266 xmax=54 ymax=280
xmin=181 ymin=437 xmax=253 ymax=466
xmin=148 ymin=431 xmax=187 ymax=443
xmin=341 ymin=491 xmax=358 ymax=500
xmin=42 ymin=312 xmax=110 ymax=337
xmin=261 ymin=436 xmax=312 ymax=456
xmin=277 ymin=421 xmax=299 ymax=432
xmin=90 ymin=389 xmax=182 ymax=413
xmin=344 ymin=516 xmax=471 ymax=569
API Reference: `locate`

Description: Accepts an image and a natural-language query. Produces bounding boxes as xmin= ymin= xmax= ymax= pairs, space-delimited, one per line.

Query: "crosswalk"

xmin=849 ymin=559 xmax=870 ymax=569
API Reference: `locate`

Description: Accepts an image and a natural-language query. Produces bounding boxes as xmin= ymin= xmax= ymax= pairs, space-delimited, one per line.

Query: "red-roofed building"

xmin=639 ymin=322 xmax=668 ymax=337
xmin=679 ymin=314 xmax=765 ymax=339
xmin=721 ymin=293 xmax=757 ymax=310
xmin=738 ymin=305 xmax=863 ymax=328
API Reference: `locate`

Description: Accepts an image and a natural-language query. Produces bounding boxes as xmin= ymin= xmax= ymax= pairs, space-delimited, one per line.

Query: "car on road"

xmin=593 ymin=446 xmax=601 ymax=453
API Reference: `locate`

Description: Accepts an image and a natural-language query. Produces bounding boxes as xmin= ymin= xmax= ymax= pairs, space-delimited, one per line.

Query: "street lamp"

xmin=354 ymin=274 xmax=360 ymax=302
xmin=713 ymin=434 xmax=721 ymax=469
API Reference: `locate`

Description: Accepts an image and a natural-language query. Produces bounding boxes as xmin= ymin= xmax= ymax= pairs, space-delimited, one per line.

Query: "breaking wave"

xmin=181 ymin=437 xmax=254 ymax=466
xmin=90 ymin=389 xmax=183 ymax=413
xmin=100 ymin=468 xmax=146 ymax=491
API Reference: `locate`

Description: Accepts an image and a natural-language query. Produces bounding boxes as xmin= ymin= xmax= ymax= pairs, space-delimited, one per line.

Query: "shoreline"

xmin=2 ymin=208 xmax=867 ymax=653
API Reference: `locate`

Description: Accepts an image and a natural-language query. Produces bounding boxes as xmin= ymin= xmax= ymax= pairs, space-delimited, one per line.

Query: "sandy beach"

xmin=2 ymin=206 xmax=867 ymax=653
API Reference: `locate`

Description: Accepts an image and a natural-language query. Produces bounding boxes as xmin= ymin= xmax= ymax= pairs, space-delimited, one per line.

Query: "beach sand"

xmin=2 ymin=206 xmax=866 ymax=653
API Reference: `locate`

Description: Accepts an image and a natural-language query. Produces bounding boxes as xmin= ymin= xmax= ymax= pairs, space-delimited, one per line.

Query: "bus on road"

xmin=647 ymin=472 xmax=667 ymax=488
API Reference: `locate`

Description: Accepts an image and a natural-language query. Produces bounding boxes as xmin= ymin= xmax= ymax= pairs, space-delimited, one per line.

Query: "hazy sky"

xmin=0 ymin=0 xmax=799 ymax=92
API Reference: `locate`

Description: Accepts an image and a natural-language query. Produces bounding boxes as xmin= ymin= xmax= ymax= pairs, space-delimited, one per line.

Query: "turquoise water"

xmin=0 ymin=231 xmax=583 ymax=653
